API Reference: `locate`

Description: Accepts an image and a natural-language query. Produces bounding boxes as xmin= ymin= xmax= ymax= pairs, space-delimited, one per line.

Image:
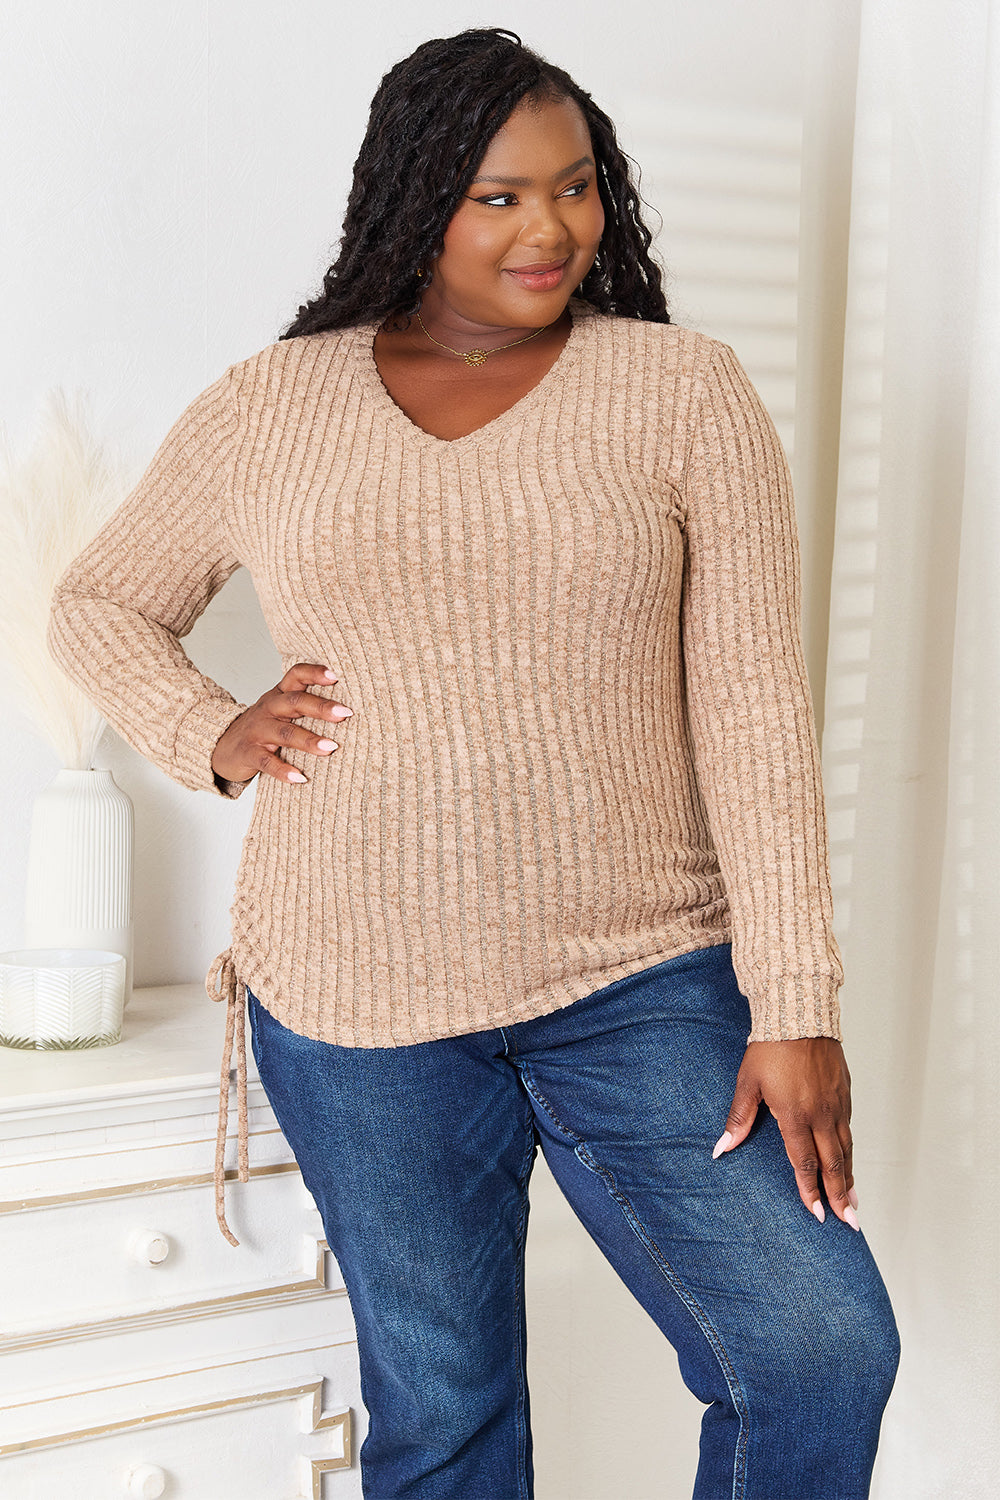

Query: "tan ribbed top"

xmin=48 ymin=298 xmax=843 ymax=1232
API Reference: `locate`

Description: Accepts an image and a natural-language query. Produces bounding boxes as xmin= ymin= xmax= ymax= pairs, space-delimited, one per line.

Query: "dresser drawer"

xmin=0 ymin=984 xmax=363 ymax=1496
xmin=0 ymin=1343 xmax=362 ymax=1500
xmin=2 ymin=1168 xmax=345 ymax=1345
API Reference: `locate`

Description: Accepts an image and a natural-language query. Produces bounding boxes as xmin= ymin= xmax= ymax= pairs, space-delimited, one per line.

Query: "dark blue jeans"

xmin=246 ymin=942 xmax=899 ymax=1500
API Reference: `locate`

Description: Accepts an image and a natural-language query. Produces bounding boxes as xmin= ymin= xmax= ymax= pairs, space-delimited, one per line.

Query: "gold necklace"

xmin=415 ymin=310 xmax=552 ymax=367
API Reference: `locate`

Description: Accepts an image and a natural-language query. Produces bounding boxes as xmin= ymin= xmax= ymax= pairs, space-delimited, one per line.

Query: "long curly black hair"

xmin=278 ymin=27 xmax=669 ymax=339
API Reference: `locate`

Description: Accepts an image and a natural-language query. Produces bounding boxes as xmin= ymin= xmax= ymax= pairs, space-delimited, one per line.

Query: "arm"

xmin=46 ymin=365 xmax=253 ymax=799
xmin=680 ymin=341 xmax=858 ymax=1227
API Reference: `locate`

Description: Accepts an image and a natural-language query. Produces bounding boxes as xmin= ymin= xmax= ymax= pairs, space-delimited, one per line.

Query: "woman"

xmin=48 ymin=27 xmax=900 ymax=1500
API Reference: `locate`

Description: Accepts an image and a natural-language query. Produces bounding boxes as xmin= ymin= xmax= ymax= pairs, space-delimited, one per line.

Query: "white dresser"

xmin=0 ymin=983 xmax=363 ymax=1500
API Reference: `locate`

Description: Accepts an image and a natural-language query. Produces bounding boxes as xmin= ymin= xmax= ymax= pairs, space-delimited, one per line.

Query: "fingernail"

xmin=324 ymin=669 xmax=338 ymax=680
xmin=844 ymin=1206 xmax=861 ymax=1232
xmin=289 ymin=772 xmax=308 ymax=783
xmin=316 ymin=739 xmax=337 ymax=752
xmin=811 ymin=1200 xmax=825 ymax=1224
xmin=712 ymin=1131 xmax=733 ymax=1160
xmin=333 ymin=706 xmax=353 ymax=718
xmin=848 ymin=1186 xmax=859 ymax=1210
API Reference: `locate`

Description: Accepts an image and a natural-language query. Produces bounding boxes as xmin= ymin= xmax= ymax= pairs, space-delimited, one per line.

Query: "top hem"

xmin=226 ymin=929 xmax=737 ymax=1050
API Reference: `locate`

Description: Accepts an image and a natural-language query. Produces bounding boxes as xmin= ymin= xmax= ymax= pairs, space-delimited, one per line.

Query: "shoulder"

xmin=587 ymin=312 xmax=773 ymax=438
xmin=572 ymin=301 xmax=732 ymax=390
xmin=219 ymin=324 xmax=369 ymax=401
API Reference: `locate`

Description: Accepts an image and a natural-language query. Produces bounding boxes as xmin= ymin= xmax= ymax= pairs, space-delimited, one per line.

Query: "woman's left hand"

xmin=713 ymin=1039 xmax=862 ymax=1230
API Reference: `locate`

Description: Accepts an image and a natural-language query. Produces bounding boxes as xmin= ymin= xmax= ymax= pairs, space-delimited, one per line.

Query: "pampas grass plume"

xmin=0 ymin=389 xmax=131 ymax=768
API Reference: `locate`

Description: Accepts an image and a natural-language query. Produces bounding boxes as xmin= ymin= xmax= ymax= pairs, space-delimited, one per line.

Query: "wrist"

xmin=211 ymin=716 xmax=249 ymax=783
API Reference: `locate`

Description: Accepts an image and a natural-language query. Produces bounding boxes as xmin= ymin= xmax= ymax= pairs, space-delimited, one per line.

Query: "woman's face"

xmin=422 ymin=94 xmax=605 ymax=332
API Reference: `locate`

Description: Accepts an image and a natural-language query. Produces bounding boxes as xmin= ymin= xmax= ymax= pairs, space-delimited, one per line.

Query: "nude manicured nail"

xmin=289 ymin=772 xmax=308 ymax=783
xmin=712 ymin=1131 xmax=733 ymax=1159
xmin=316 ymin=739 xmax=338 ymax=752
xmin=844 ymin=1206 xmax=861 ymax=1232
xmin=323 ymin=670 xmax=338 ymax=680
xmin=848 ymin=1186 xmax=859 ymax=1210
xmin=811 ymin=1200 xmax=825 ymax=1224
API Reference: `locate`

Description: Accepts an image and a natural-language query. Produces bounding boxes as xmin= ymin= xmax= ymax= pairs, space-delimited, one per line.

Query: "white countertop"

xmin=0 ymin=982 xmax=257 ymax=1115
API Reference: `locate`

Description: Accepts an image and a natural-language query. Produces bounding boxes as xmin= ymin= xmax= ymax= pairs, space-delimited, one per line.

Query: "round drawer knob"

xmin=127 ymin=1228 xmax=170 ymax=1266
xmin=123 ymin=1464 xmax=166 ymax=1497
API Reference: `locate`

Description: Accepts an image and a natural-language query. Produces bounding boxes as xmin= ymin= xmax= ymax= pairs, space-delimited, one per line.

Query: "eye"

xmin=467 ymin=178 xmax=591 ymax=209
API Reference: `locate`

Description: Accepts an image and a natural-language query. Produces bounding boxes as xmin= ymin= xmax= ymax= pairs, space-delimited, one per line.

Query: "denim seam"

xmin=517 ymin=1064 xmax=749 ymax=1500
xmin=246 ymin=990 xmax=263 ymax=1068
xmin=511 ymin=1100 xmax=536 ymax=1500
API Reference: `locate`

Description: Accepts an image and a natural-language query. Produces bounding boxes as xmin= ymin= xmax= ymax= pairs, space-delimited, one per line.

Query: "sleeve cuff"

xmin=212 ymin=770 xmax=256 ymax=800
xmin=744 ymin=974 xmax=843 ymax=1043
xmin=171 ymin=693 xmax=254 ymax=797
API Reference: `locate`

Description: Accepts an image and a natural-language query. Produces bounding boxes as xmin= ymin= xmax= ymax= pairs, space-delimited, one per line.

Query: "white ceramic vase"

xmin=23 ymin=768 xmax=134 ymax=1004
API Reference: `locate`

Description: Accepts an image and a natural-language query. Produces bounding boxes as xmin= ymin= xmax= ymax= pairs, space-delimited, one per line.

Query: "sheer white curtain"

xmin=822 ymin=1 xmax=999 ymax=1493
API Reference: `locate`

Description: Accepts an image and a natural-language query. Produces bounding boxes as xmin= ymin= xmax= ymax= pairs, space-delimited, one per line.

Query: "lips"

xmin=503 ymin=256 xmax=571 ymax=291
xmin=507 ymin=257 xmax=570 ymax=273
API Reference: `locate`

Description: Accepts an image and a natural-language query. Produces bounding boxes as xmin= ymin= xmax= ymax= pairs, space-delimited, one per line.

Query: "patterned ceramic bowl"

xmin=0 ymin=948 xmax=127 ymax=1049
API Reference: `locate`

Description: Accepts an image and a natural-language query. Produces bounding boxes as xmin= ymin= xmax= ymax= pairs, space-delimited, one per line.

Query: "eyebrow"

xmin=468 ymin=155 xmax=595 ymax=188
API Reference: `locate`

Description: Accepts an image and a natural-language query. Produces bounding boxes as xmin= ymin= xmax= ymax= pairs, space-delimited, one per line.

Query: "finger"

xmin=713 ymin=1073 xmax=762 ymax=1157
xmin=775 ymin=1117 xmax=826 ymax=1222
xmin=277 ymin=661 xmax=339 ymax=694
xmin=835 ymin=1118 xmax=861 ymax=1224
xmin=282 ymin=687 xmax=354 ymax=726
xmin=841 ymin=1126 xmax=859 ymax=1210
xmin=247 ymin=743 xmax=312 ymax=785
xmin=260 ymin=718 xmax=342 ymax=770
xmin=837 ymin=1068 xmax=858 ymax=1210
xmin=248 ymin=707 xmax=341 ymax=784
xmin=271 ymin=662 xmax=353 ymax=727
xmin=813 ymin=1124 xmax=857 ymax=1228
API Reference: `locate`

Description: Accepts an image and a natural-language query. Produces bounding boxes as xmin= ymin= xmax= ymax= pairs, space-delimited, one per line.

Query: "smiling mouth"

xmin=503 ymin=258 xmax=571 ymax=289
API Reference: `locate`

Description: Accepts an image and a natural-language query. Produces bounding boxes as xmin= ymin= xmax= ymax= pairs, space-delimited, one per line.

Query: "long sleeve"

xmin=47 ymin=365 xmax=252 ymax=799
xmin=679 ymin=341 xmax=843 ymax=1041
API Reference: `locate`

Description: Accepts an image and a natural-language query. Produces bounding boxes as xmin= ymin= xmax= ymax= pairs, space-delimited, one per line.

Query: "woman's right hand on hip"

xmin=210 ymin=662 xmax=353 ymax=786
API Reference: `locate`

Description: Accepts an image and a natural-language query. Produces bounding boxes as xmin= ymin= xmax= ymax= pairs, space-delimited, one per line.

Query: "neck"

xmin=412 ymin=301 xmax=570 ymax=360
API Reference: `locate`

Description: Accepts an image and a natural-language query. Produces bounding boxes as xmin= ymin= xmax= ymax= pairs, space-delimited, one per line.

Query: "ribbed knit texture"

xmin=47 ymin=298 xmax=843 ymax=1049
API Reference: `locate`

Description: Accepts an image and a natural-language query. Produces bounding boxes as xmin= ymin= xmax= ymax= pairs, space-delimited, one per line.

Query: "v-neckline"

xmin=350 ymin=296 xmax=597 ymax=454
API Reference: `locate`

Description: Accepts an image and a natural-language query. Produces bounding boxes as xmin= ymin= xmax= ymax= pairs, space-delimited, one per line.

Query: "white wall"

xmin=0 ymin=5 xmax=860 ymax=1497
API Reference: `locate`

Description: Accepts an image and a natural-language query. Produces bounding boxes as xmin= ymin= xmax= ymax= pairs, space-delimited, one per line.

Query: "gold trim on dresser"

xmin=0 ymin=1378 xmax=352 ymax=1479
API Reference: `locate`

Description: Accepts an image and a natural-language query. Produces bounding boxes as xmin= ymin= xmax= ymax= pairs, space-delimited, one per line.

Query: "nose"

xmin=517 ymin=198 xmax=571 ymax=250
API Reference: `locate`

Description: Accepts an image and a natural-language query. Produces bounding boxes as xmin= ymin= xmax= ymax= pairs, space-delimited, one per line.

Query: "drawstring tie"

xmin=206 ymin=947 xmax=249 ymax=1246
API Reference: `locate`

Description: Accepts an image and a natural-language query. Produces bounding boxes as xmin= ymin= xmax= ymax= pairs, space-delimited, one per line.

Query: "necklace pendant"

xmin=464 ymin=348 xmax=489 ymax=367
